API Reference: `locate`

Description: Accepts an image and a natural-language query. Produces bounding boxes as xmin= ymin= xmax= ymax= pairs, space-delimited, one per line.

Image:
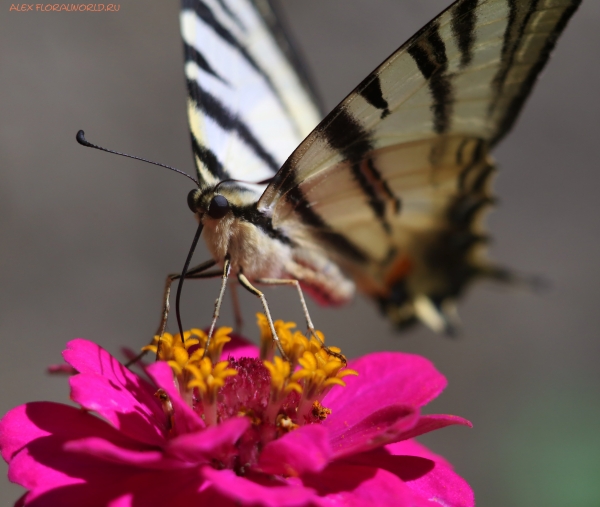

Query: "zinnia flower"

xmin=1 ymin=317 xmax=474 ymax=506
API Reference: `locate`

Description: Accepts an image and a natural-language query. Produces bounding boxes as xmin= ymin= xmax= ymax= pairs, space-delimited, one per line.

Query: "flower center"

xmin=145 ymin=315 xmax=358 ymax=473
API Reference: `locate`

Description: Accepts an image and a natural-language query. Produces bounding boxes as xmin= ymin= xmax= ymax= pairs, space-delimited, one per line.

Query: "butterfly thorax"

xmin=188 ymin=183 xmax=354 ymax=304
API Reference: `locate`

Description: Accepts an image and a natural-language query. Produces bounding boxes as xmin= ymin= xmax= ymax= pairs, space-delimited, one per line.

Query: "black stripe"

xmin=186 ymin=79 xmax=280 ymax=172
xmin=286 ymin=186 xmax=369 ymax=264
xmin=323 ymin=108 xmax=372 ymax=161
xmin=470 ymin=163 xmax=495 ymax=193
xmin=323 ymin=109 xmax=394 ymax=233
xmin=183 ymin=42 xmax=228 ymax=85
xmin=359 ymin=76 xmax=391 ymax=119
xmin=190 ymin=133 xmax=229 ymax=181
xmin=490 ymin=0 xmax=535 ymax=115
xmin=491 ymin=0 xmax=582 ymax=145
xmin=451 ymin=0 xmax=478 ymax=68
xmin=182 ymin=0 xmax=297 ymax=133
xmin=449 ymin=195 xmax=494 ymax=226
xmin=458 ymin=138 xmax=485 ymax=190
xmin=456 ymin=138 xmax=469 ymax=165
xmin=367 ymin=158 xmax=401 ymax=214
xmin=350 ymin=161 xmax=391 ymax=233
xmin=501 ymin=0 xmax=519 ymax=63
xmin=215 ymin=0 xmax=246 ymax=32
xmin=232 ymin=205 xmax=294 ymax=246
xmin=407 ymin=22 xmax=453 ymax=134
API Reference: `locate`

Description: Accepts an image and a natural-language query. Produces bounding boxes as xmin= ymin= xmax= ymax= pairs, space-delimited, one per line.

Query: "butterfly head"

xmin=187 ymin=188 xmax=231 ymax=220
xmin=187 ymin=180 xmax=259 ymax=224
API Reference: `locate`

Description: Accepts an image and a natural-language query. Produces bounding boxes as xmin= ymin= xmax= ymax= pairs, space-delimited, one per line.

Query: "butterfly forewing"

xmin=258 ymin=0 xmax=581 ymax=328
xmin=180 ymin=0 xmax=321 ymax=188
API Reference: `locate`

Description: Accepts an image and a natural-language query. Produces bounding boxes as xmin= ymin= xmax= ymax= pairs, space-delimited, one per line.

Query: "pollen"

xmin=312 ymin=400 xmax=332 ymax=421
xmin=276 ymin=413 xmax=299 ymax=434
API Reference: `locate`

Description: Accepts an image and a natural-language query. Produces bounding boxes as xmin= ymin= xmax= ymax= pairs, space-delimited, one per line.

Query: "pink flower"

xmin=1 ymin=326 xmax=473 ymax=507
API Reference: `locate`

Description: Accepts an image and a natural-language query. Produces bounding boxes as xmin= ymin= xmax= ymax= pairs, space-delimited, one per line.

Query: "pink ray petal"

xmin=258 ymin=424 xmax=331 ymax=476
xmin=202 ymin=467 xmax=316 ymax=507
xmin=64 ymin=339 xmax=166 ymax=445
xmin=221 ymin=333 xmax=259 ymax=360
xmin=325 ymin=404 xmax=420 ymax=459
xmin=69 ymin=372 xmax=165 ymax=446
xmin=324 ymin=352 xmax=447 ymax=414
xmin=146 ymin=361 xmax=206 ymax=434
xmin=303 ymin=463 xmax=430 ymax=507
xmin=64 ymin=437 xmax=186 ymax=469
xmin=165 ymin=417 xmax=249 ymax=464
xmin=392 ymin=414 xmax=473 ymax=442
xmin=1 ymin=402 xmax=138 ymax=470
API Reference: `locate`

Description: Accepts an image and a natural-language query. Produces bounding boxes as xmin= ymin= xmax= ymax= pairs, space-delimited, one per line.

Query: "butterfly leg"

xmin=237 ymin=273 xmax=288 ymax=360
xmin=230 ymin=282 xmax=244 ymax=333
xmin=256 ymin=278 xmax=346 ymax=363
xmin=125 ymin=259 xmax=218 ymax=367
xmin=256 ymin=278 xmax=315 ymax=335
xmin=203 ymin=256 xmax=231 ymax=357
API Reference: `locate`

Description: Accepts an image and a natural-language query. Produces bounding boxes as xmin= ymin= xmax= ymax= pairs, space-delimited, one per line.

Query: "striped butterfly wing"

xmin=259 ymin=0 xmax=581 ymax=331
xmin=180 ymin=0 xmax=321 ymax=188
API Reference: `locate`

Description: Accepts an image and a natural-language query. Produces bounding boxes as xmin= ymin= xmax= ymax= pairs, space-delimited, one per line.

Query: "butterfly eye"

xmin=187 ymin=189 xmax=200 ymax=213
xmin=207 ymin=194 xmax=230 ymax=219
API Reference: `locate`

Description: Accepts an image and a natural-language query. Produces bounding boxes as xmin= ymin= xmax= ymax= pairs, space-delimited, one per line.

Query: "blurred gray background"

xmin=1 ymin=1 xmax=599 ymax=505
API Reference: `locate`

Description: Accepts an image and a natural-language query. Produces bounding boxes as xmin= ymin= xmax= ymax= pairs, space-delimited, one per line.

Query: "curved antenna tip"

xmin=76 ymin=130 xmax=91 ymax=147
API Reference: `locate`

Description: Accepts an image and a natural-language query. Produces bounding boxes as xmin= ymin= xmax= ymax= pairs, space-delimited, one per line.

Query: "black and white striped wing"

xmin=180 ymin=0 xmax=321 ymax=188
xmin=259 ymin=0 xmax=580 ymax=330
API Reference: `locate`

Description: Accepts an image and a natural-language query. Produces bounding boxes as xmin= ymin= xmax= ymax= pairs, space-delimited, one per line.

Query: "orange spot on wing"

xmin=384 ymin=255 xmax=413 ymax=289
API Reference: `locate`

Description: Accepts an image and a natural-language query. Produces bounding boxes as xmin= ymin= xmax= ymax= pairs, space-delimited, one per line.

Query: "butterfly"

xmin=163 ymin=0 xmax=581 ymax=351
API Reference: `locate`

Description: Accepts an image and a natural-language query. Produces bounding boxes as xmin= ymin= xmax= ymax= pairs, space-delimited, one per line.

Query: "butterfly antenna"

xmin=76 ymin=130 xmax=199 ymax=186
xmin=175 ymin=222 xmax=204 ymax=343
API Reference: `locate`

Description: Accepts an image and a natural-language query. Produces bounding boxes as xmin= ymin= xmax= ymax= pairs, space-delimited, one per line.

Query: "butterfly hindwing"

xmin=180 ymin=0 xmax=321 ymax=188
xmin=258 ymin=0 xmax=581 ymax=330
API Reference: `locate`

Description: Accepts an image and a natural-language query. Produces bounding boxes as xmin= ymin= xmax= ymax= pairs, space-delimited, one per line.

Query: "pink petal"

xmin=107 ymin=468 xmax=212 ymax=507
xmin=202 ymin=467 xmax=316 ymax=507
xmin=64 ymin=437 xmax=186 ymax=469
xmin=339 ymin=450 xmax=473 ymax=507
xmin=165 ymin=417 xmax=249 ymax=464
xmin=258 ymin=424 xmax=331 ymax=476
xmin=19 ymin=468 xmax=205 ymax=507
xmin=386 ymin=439 xmax=449 ymax=464
xmin=392 ymin=414 xmax=473 ymax=442
xmin=342 ymin=450 xmax=434 ymax=479
xmin=64 ymin=339 xmax=166 ymax=445
xmin=1 ymin=403 xmax=221 ymax=506
xmin=325 ymin=404 xmax=420 ymax=459
xmin=69 ymin=372 xmax=164 ymax=446
xmin=323 ymin=352 xmax=446 ymax=414
xmin=0 ymin=402 xmax=137 ymax=468
xmin=63 ymin=339 xmax=149 ymax=384
xmin=221 ymin=333 xmax=259 ymax=360
xmin=146 ymin=361 xmax=206 ymax=434
xmin=352 ymin=443 xmax=475 ymax=507
xmin=303 ymin=464 xmax=430 ymax=507
xmin=0 ymin=403 xmax=154 ymax=506
xmin=395 ymin=455 xmax=474 ymax=507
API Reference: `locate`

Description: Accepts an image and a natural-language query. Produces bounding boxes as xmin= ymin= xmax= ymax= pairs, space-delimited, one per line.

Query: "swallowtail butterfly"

xmin=163 ymin=0 xmax=581 ymax=347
